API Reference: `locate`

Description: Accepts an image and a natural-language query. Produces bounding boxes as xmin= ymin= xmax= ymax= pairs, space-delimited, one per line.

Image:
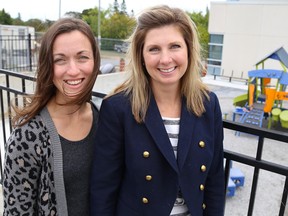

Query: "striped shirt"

xmin=163 ymin=117 xmax=190 ymax=216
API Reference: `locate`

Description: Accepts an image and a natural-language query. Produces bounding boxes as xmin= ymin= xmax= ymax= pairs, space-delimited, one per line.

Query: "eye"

xmin=78 ymin=55 xmax=90 ymax=62
xmin=171 ymin=44 xmax=181 ymax=49
xmin=80 ymin=55 xmax=89 ymax=59
xmin=148 ymin=47 xmax=160 ymax=52
xmin=53 ymin=58 xmax=66 ymax=65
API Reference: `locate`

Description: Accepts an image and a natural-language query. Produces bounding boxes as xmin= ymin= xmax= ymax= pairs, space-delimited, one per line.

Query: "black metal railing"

xmin=0 ymin=34 xmax=39 ymax=72
xmin=0 ymin=35 xmax=126 ymax=73
xmin=223 ymin=121 xmax=287 ymax=216
xmin=0 ymin=69 xmax=287 ymax=215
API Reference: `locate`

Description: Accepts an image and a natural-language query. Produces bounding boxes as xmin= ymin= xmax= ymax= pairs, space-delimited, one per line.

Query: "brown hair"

xmin=12 ymin=18 xmax=100 ymax=126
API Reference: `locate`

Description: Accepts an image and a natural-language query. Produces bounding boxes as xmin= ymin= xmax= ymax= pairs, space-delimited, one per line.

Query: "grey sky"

xmin=1 ymin=0 xmax=224 ymax=21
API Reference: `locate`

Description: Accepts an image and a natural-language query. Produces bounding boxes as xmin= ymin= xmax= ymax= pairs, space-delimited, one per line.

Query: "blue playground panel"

xmin=227 ymin=167 xmax=245 ymax=197
xmin=230 ymin=167 xmax=245 ymax=187
xmin=227 ymin=178 xmax=236 ymax=197
xmin=248 ymin=69 xmax=284 ymax=79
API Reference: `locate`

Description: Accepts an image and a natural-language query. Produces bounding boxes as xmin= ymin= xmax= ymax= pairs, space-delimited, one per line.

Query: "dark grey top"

xmin=60 ymin=103 xmax=98 ymax=216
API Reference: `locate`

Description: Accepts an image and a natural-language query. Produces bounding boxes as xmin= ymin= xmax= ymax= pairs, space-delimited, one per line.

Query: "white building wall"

xmin=209 ymin=1 xmax=288 ymax=78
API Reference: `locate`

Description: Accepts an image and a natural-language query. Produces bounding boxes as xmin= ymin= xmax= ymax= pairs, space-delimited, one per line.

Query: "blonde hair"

xmin=110 ymin=5 xmax=209 ymax=123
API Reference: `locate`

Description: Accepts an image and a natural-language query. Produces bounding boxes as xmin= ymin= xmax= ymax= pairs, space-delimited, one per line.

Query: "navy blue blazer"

xmin=90 ymin=91 xmax=225 ymax=216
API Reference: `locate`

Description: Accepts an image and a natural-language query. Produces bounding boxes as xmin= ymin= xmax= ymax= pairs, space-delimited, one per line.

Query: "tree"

xmin=12 ymin=13 xmax=25 ymax=26
xmin=82 ymin=7 xmax=109 ymax=37
xmin=64 ymin=11 xmax=82 ymax=19
xmin=0 ymin=9 xmax=13 ymax=25
xmin=120 ymin=0 xmax=127 ymax=15
xmin=113 ymin=0 xmax=119 ymax=13
xmin=187 ymin=10 xmax=209 ymax=60
xmin=24 ymin=19 xmax=53 ymax=32
xmin=101 ymin=12 xmax=135 ymax=39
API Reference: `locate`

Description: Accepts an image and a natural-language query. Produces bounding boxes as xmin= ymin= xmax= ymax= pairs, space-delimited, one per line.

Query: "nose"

xmin=66 ymin=60 xmax=80 ymax=76
xmin=159 ymin=50 xmax=172 ymax=64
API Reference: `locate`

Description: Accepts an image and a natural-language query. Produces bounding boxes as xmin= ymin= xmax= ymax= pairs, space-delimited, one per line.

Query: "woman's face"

xmin=142 ymin=25 xmax=188 ymax=91
xmin=52 ymin=30 xmax=94 ymax=102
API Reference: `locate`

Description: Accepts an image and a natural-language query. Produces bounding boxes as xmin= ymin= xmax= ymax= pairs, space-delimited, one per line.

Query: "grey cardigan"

xmin=40 ymin=107 xmax=68 ymax=216
xmin=3 ymin=107 xmax=68 ymax=215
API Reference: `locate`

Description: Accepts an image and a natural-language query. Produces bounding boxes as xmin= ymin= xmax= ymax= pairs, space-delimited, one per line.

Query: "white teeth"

xmin=66 ymin=79 xmax=82 ymax=85
xmin=160 ymin=67 xmax=175 ymax=73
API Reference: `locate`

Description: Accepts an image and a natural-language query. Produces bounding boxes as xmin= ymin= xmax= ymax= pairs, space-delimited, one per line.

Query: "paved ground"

xmin=0 ymin=74 xmax=287 ymax=215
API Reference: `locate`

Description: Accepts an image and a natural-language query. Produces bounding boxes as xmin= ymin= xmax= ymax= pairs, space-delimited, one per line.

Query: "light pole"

xmin=98 ymin=0 xmax=101 ymax=49
xmin=59 ymin=0 xmax=61 ymax=19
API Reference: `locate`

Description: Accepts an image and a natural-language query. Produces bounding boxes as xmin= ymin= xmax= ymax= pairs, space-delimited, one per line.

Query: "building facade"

xmin=208 ymin=0 xmax=288 ymax=78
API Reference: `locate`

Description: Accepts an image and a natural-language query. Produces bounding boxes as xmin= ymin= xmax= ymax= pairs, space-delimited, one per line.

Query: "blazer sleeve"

xmin=203 ymin=93 xmax=225 ymax=216
xmin=90 ymin=97 xmax=125 ymax=216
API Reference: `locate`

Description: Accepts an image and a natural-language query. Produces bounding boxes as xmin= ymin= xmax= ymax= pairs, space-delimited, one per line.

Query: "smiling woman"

xmin=3 ymin=18 xmax=101 ymax=216
xmin=142 ymin=24 xmax=188 ymax=98
xmin=90 ymin=4 xmax=225 ymax=216
xmin=52 ymin=31 xmax=95 ymax=99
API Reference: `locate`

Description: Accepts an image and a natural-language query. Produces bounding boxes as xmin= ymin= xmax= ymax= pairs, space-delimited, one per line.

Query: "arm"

xmin=90 ymin=97 xmax=125 ymax=216
xmin=3 ymin=124 xmax=42 ymax=215
xmin=204 ymin=94 xmax=225 ymax=216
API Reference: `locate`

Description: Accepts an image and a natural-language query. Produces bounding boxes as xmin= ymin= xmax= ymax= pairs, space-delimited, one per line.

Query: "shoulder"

xmin=101 ymin=92 xmax=130 ymax=110
xmin=202 ymin=91 xmax=222 ymax=118
xmin=98 ymin=92 xmax=132 ymax=124
xmin=11 ymin=114 xmax=47 ymax=140
xmin=204 ymin=91 xmax=220 ymax=107
xmin=6 ymin=114 xmax=50 ymax=156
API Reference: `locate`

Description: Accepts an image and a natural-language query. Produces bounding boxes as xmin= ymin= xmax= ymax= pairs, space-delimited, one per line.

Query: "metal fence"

xmin=0 ymin=34 xmax=40 ymax=72
xmin=0 ymin=69 xmax=287 ymax=215
xmin=0 ymin=34 xmax=126 ymax=72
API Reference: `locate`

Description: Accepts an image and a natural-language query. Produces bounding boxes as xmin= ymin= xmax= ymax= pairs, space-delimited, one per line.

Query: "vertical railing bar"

xmin=247 ymin=136 xmax=264 ymax=216
xmin=279 ymin=177 xmax=288 ymax=216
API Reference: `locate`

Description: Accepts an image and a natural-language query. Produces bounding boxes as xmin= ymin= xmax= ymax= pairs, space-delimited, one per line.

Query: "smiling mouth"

xmin=64 ymin=78 xmax=84 ymax=85
xmin=159 ymin=67 xmax=176 ymax=73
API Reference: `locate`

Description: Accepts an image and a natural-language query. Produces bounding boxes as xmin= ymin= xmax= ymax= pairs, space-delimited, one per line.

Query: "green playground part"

xmin=280 ymin=110 xmax=288 ymax=128
xmin=233 ymin=94 xmax=248 ymax=107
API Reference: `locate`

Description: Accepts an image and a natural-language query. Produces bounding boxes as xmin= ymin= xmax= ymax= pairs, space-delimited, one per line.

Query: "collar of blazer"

xmin=144 ymin=96 xmax=197 ymax=173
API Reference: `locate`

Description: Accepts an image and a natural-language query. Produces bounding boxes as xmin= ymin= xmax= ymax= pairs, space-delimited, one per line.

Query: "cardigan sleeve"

xmin=3 ymin=119 xmax=45 ymax=215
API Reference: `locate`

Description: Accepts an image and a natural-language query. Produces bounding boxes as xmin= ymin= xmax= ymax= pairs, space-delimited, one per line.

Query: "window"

xmin=210 ymin=34 xmax=223 ymax=44
xmin=209 ymin=45 xmax=223 ymax=60
xmin=207 ymin=34 xmax=224 ymax=75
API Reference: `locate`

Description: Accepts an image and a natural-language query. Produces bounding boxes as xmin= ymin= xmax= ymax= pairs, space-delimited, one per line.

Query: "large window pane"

xmin=210 ymin=34 xmax=223 ymax=44
xmin=209 ymin=45 xmax=223 ymax=60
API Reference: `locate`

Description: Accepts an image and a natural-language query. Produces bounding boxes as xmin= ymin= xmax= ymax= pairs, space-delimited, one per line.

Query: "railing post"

xmin=0 ymin=35 xmax=2 ymax=69
xmin=247 ymin=136 xmax=264 ymax=216
xmin=230 ymin=70 xmax=234 ymax=82
xmin=279 ymin=177 xmax=288 ymax=216
xmin=28 ymin=34 xmax=32 ymax=71
xmin=0 ymin=89 xmax=5 ymax=184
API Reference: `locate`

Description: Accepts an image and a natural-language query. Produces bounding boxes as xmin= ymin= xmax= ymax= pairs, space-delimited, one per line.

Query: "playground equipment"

xmin=236 ymin=69 xmax=288 ymax=129
xmin=233 ymin=47 xmax=288 ymax=129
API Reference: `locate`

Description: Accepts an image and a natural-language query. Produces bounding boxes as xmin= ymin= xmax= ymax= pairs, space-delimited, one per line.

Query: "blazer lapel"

xmin=177 ymin=99 xmax=197 ymax=170
xmin=144 ymin=95 xmax=179 ymax=173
